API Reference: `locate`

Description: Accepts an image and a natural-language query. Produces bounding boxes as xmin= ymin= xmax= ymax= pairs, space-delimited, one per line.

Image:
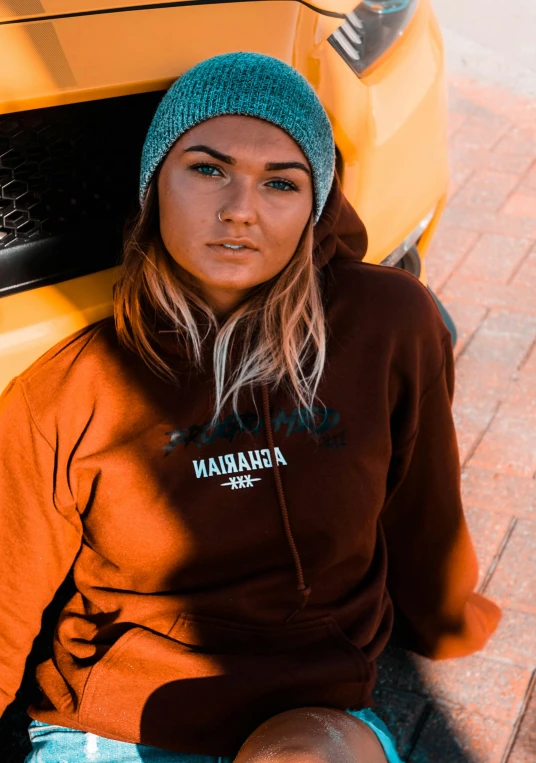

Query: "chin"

xmin=202 ymin=273 xmax=266 ymax=294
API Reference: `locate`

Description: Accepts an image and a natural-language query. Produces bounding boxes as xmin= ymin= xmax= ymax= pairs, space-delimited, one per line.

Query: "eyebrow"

xmin=182 ymin=145 xmax=311 ymax=176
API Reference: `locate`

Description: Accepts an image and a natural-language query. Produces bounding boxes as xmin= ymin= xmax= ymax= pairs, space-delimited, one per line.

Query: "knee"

xmin=251 ymin=749 xmax=328 ymax=763
xmin=233 ymin=707 xmax=387 ymax=763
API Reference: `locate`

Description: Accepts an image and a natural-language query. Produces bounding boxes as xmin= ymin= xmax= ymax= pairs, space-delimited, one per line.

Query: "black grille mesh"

xmin=0 ymin=92 xmax=163 ymax=250
xmin=0 ymin=91 xmax=168 ymax=299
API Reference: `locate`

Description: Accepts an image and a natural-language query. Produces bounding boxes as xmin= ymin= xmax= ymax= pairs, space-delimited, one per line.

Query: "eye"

xmin=189 ymin=163 xmax=223 ymax=177
xmin=267 ymin=178 xmax=298 ymax=192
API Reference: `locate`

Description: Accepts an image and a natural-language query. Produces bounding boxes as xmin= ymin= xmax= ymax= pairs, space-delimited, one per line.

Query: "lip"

xmin=209 ymin=238 xmax=258 ymax=250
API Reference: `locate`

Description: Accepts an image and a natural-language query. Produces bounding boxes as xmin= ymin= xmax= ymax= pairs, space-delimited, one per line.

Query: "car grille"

xmin=0 ymin=90 xmax=163 ymax=296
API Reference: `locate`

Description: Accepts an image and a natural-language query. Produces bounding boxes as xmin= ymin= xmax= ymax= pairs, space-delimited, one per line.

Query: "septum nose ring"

xmin=218 ymin=210 xmax=224 ymax=222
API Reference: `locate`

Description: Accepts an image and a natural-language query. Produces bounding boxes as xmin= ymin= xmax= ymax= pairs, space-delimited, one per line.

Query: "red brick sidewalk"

xmin=375 ymin=76 xmax=536 ymax=763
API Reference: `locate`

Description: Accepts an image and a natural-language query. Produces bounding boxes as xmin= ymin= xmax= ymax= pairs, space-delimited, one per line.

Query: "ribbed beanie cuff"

xmin=139 ymin=52 xmax=336 ymax=224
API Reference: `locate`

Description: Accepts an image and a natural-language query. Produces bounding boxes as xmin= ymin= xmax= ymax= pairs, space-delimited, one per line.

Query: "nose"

xmin=218 ymin=177 xmax=258 ymax=226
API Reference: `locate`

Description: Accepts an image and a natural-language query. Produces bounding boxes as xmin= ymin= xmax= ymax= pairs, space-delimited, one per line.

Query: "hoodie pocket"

xmin=78 ymin=613 xmax=372 ymax=755
xmin=167 ymin=611 xmax=372 ymax=678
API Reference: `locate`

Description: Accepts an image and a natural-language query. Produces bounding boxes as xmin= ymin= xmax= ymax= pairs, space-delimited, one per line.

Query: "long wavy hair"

xmin=113 ymin=176 xmax=327 ymax=423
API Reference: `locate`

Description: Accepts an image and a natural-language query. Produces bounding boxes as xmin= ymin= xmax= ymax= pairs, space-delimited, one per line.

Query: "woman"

xmin=0 ymin=53 xmax=501 ymax=763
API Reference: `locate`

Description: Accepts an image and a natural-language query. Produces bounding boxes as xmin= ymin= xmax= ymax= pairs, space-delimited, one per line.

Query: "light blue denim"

xmin=26 ymin=708 xmax=403 ymax=762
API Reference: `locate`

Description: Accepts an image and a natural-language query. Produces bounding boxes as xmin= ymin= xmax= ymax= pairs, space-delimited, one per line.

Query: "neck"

xmin=200 ymin=286 xmax=251 ymax=319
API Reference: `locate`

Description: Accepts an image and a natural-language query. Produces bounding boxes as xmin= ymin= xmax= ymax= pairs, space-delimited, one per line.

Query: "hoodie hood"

xmin=313 ymin=173 xmax=368 ymax=268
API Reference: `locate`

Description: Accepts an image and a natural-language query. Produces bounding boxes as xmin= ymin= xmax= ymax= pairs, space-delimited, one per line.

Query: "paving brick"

xmin=425 ymin=226 xmax=480 ymax=292
xmin=442 ymin=276 xmax=536 ymax=315
xmin=439 ymin=300 xmax=487 ymax=358
xmin=453 ymin=396 xmax=499 ymax=467
xmin=372 ymin=687 xmax=427 ymax=759
xmin=441 ymin=205 xmax=536 ymax=239
xmin=448 ymin=80 xmax=503 ymax=111
xmin=508 ymin=679 xmax=536 ymax=763
xmin=501 ymin=189 xmax=536 ymax=218
xmin=493 ymin=126 xmax=536 ymax=157
xmin=450 ymin=87 xmax=536 ymax=133
xmin=482 ymin=608 xmax=536 ymax=667
xmin=376 ymin=645 xmax=423 ymax=694
xmin=450 ymin=170 xmax=521 ymax=213
xmin=486 ymin=519 xmax=536 ymax=611
xmin=521 ymin=162 xmax=536 ymax=191
xmin=377 ymin=647 xmax=531 ymax=725
xmin=512 ymin=250 xmax=536 ymax=288
xmin=455 ymin=234 xmax=532 ymax=284
xmin=453 ymin=403 xmax=497 ymax=467
xmin=451 ymin=318 xmax=533 ymax=461
xmin=427 ymin=225 xmax=481 ymax=259
xmin=449 ymin=159 xmax=475 ymax=188
xmin=470 ymin=410 xmax=536 ymax=477
xmin=461 ymin=467 xmax=536 ymax=520
xmin=409 ymin=703 xmax=512 ymax=763
xmin=412 ymin=654 xmax=531 ymax=723
xmin=454 ymin=357 xmax=508 ymax=402
xmin=453 ymin=114 xmax=511 ymax=150
xmin=449 ymin=146 xmax=535 ymax=176
xmin=454 ymin=310 xmax=536 ymax=395
xmin=447 ymin=179 xmax=461 ymax=201
xmin=464 ymin=507 xmax=513 ymax=588
xmin=447 ymin=112 xmax=469 ymax=138
xmin=519 ymin=339 xmax=536 ymax=373
xmin=510 ymin=105 xmax=536 ymax=129
xmin=447 ymin=85 xmax=494 ymax=117
xmin=481 ymin=309 xmax=536 ymax=338
xmin=502 ymin=372 xmax=536 ymax=418
xmin=449 ymin=79 xmax=536 ymax=127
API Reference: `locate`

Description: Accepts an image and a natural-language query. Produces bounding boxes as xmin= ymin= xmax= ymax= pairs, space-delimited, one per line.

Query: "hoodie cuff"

xmin=419 ymin=593 xmax=502 ymax=661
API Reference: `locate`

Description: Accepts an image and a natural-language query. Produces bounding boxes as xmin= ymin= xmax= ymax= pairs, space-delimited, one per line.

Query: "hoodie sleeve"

xmin=380 ymin=335 xmax=502 ymax=660
xmin=0 ymin=378 xmax=82 ymax=717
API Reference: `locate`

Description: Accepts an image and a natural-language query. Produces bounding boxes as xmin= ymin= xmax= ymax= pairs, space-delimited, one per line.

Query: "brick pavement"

xmin=372 ymin=76 xmax=536 ymax=762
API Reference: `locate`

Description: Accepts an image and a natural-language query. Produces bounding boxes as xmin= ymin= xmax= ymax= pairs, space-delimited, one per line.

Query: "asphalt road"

xmin=431 ymin=0 xmax=536 ymax=97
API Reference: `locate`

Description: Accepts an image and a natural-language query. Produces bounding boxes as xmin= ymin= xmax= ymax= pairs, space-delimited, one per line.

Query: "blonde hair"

xmin=113 ymin=179 xmax=327 ymax=422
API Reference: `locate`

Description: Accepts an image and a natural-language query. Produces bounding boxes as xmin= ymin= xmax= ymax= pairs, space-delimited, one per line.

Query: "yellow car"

xmin=0 ymin=0 xmax=451 ymax=394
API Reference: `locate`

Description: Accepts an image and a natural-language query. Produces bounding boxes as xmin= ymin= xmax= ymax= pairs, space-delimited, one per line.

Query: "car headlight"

xmin=328 ymin=0 xmax=418 ymax=76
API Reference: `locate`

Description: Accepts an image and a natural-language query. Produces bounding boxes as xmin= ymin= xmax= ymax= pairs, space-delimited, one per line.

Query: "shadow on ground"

xmin=373 ymin=644 xmax=474 ymax=762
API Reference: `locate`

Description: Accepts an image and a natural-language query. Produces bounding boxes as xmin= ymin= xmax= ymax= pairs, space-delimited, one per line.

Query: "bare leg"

xmin=233 ymin=707 xmax=389 ymax=763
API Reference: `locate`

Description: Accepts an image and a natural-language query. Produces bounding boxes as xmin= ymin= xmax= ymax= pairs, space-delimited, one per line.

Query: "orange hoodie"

xmin=0 ymin=180 xmax=501 ymax=756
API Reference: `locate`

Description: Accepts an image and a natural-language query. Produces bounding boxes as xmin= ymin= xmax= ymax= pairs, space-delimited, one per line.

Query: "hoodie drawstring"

xmin=261 ymin=386 xmax=311 ymax=623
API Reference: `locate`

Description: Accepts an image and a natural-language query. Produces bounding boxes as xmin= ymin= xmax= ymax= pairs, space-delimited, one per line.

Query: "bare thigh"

xmin=233 ymin=707 xmax=389 ymax=763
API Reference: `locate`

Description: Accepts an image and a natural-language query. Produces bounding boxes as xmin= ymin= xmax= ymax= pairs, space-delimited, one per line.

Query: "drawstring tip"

xmin=286 ymin=584 xmax=312 ymax=623
xmin=285 ymin=608 xmax=300 ymax=624
xmin=298 ymin=584 xmax=312 ymax=608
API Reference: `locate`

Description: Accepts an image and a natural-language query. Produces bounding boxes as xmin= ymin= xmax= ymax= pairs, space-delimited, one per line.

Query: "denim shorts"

xmin=26 ymin=708 xmax=402 ymax=762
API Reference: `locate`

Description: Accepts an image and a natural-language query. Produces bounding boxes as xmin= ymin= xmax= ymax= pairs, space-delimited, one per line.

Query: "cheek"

xmin=263 ymin=204 xmax=310 ymax=268
xmin=158 ymin=181 xmax=208 ymax=261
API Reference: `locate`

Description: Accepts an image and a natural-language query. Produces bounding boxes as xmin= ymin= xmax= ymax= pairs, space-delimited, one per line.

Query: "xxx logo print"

xmin=192 ymin=447 xmax=287 ymax=489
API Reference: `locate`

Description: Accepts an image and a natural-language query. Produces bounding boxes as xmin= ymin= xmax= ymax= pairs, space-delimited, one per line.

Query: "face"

xmin=157 ymin=115 xmax=314 ymax=316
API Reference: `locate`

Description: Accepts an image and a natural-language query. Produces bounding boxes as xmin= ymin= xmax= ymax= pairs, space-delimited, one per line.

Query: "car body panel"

xmin=0 ymin=0 xmax=354 ymax=24
xmin=2 ymin=2 xmax=336 ymax=113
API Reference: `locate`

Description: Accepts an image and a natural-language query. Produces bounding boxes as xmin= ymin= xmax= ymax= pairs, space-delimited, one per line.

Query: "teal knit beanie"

xmin=139 ymin=52 xmax=335 ymax=224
